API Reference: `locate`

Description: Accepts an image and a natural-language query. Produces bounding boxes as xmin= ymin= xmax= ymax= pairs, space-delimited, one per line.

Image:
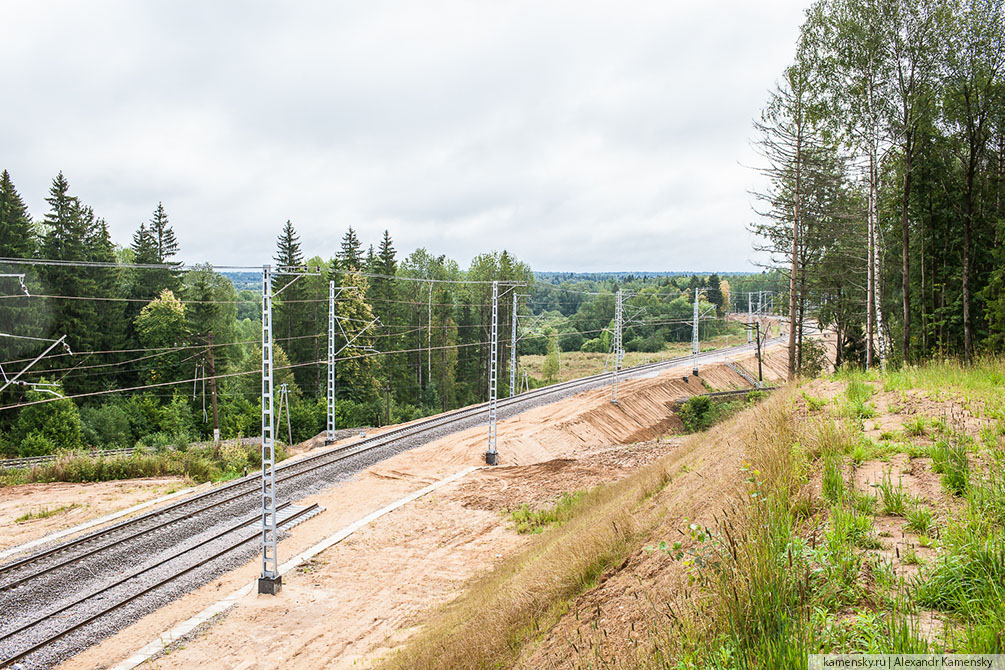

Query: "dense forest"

xmin=755 ymin=0 xmax=1005 ymax=374
xmin=0 ymin=171 xmax=776 ymax=457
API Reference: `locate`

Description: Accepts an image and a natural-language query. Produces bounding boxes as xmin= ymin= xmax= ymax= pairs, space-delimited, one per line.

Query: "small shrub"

xmin=802 ymin=392 xmax=827 ymax=412
xmin=679 ymin=396 xmax=714 ymax=433
xmin=18 ymin=431 xmax=56 ymax=457
xmin=509 ymin=491 xmax=584 ymax=534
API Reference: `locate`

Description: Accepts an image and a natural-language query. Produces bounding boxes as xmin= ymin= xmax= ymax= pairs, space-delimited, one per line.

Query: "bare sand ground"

xmin=0 ymin=478 xmax=189 ymax=551
xmin=51 ymin=344 xmax=789 ymax=670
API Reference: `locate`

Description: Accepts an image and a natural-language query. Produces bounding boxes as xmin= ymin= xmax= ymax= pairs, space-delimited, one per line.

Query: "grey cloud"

xmin=1 ymin=0 xmax=809 ymax=272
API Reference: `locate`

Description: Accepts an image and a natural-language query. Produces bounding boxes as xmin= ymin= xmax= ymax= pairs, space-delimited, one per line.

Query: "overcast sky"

xmin=1 ymin=1 xmax=808 ymax=272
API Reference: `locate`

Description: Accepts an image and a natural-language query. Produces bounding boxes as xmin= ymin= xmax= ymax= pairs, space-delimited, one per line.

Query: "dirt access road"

xmin=41 ymin=345 xmax=789 ymax=670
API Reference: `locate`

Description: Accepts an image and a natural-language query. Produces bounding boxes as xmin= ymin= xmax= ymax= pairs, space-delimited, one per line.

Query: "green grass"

xmin=841 ymin=379 xmax=877 ymax=420
xmin=803 ymin=392 xmax=828 ymax=412
xmin=822 ymin=451 xmax=845 ymax=504
xmin=902 ymin=544 xmax=922 ymax=566
xmin=931 ymin=438 xmax=969 ymax=496
xmin=508 ymin=491 xmax=585 ymax=534
xmin=904 ymin=415 xmax=928 ymax=436
xmin=0 ymin=442 xmax=285 ymax=487
xmin=877 ymin=475 xmax=910 ymax=516
xmin=906 ymin=506 xmax=934 ymax=534
xmin=14 ymin=503 xmax=80 ymax=523
xmin=829 ymin=505 xmax=881 ymax=550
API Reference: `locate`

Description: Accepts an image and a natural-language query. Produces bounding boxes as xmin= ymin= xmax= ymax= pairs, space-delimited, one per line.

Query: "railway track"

xmin=0 ymin=337 xmax=780 ymax=668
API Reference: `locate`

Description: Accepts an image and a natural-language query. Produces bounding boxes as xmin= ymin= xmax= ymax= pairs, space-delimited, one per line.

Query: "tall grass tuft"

xmin=877 ymin=475 xmax=909 ymax=516
xmin=822 ymin=451 xmax=846 ymax=504
xmin=931 ymin=438 xmax=969 ymax=495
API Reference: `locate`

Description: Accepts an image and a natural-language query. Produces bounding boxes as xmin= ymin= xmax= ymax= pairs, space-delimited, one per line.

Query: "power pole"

xmin=510 ymin=292 xmax=518 ymax=398
xmin=326 ymin=280 xmax=336 ymax=445
xmin=427 ymin=282 xmax=432 ymax=379
xmin=259 ymin=265 xmax=280 ymax=595
xmin=756 ymin=322 xmax=763 ymax=384
xmin=691 ymin=288 xmax=700 ymax=377
xmin=207 ymin=331 xmax=220 ymax=443
xmin=611 ymin=289 xmax=623 ymax=404
xmin=486 ymin=280 xmax=499 ymax=465
xmin=747 ymin=293 xmax=753 ymax=344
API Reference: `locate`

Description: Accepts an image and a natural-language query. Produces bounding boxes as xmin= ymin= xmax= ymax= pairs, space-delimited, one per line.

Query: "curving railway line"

xmin=0 ymin=338 xmax=780 ymax=669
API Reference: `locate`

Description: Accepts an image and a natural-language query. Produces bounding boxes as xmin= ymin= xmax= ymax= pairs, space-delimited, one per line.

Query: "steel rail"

xmin=0 ymin=503 xmax=319 ymax=668
xmin=0 ymin=337 xmax=780 ymax=668
xmin=0 ymin=502 xmax=293 ymax=643
xmin=0 ymin=338 xmax=780 ymax=578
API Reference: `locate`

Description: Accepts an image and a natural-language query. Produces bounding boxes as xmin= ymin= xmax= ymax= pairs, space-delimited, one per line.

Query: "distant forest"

xmin=0 ymin=170 xmax=777 ymax=457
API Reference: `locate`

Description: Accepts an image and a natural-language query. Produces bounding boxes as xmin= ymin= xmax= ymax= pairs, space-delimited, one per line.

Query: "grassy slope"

xmin=377 ymin=357 xmax=1005 ymax=670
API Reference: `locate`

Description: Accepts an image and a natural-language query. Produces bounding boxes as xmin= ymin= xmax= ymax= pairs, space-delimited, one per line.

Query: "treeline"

xmin=0 ymin=170 xmax=760 ymax=456
xmin=754 ymin=0 xmax=1005 ymax=374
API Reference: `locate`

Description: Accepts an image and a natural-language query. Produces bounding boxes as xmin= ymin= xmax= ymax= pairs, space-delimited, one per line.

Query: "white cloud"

xmin=1 ymin=0 xmax=808 ymax=271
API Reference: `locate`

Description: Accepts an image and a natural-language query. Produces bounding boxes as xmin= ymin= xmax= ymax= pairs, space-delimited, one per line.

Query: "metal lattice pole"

xmin=326 ymin=280 xmax=336 ymax=444
xmin=486 ymin=280 xmax=499 ymax=465
xmin=691 ymin=288 xmax=700 ymax=377
xmin=427 ymin=282 xmax=432 ymax=379
xmin=259 ymin=265 xmax=281 ymax=594
xmin=747 ymin=292 xmax=753 ymax=344
xmin=611 ymin=289 xmax=623 ymax=404
xmin=510 ymin=292 xmax=518 ymax=398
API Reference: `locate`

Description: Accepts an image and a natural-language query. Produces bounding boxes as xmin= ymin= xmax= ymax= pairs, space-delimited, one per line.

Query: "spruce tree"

xmin=150 ymin=202 xmax=179 ymax=263
xmin=0 ymin=170 xmax=37 ymax=259
xmin=337 ymin=226 xmax=363 ymax=271
xmin=131 ymin=223 xmax=158 ymax=265
xmin=0 ymin=170 xmax=45 ymax=374
xmin=85 ymin=212 xmax=123 ymax=352
xmin=272 ymin=220 xmax=308 ymax=378
xmin=370 ymin=230 xmax=399 ymax=405
xmin=39 ymin=173 xmax=91 ymax=359
xmin=273 ymin=220 xmax=303 ymax=268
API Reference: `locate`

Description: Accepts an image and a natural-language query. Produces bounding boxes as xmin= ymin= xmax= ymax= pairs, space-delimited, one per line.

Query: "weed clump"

xmin=508 ymin=491 xmax=584 ymax=534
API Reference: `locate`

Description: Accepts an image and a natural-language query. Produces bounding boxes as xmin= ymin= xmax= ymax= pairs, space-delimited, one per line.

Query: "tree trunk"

xmin=207 ymin=331 xmax=220 ymax=442
xmin=866 ymin=172 xmax=874 ymax=370
xmin=920 ymin=194 xmax=927 ymax=355
xmin=787 ymin=131 xmax=801 ymax=380
xmin=871 ymin=148 xmax=887 ymax=368
xmin=901 ymin=135 xmax=913 ymax=363
xmin=963 ymin=188 xmax=973 ymax=360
